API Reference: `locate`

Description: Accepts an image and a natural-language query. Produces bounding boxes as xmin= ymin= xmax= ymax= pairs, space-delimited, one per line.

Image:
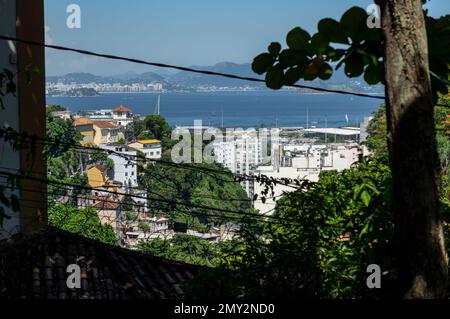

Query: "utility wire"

xmin=0 ymin=170 xmax=301 ymax=225
xmin=0 ymin=126 xmax=303 ymax=188
xmin=1 ymin=35 xmax=449 ymax=108
xmin=0 ymin=35 xmax=387 ymax=100
xmin=1 ymin=182 xmax=310 ymax=227
xmin=6 ymin=183 xmax=348 ymax=230
xmin=3 ymin=35 xmax=448 ymax=107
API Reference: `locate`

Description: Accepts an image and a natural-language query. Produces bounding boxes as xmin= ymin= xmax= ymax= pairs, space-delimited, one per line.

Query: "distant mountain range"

xmin=167 ymin=62 xmax=264 ymax=87
xmin=46 ymin=61 xmax=383 ymax=93
xmin=46 ymin=71 xmax=165 ymax=85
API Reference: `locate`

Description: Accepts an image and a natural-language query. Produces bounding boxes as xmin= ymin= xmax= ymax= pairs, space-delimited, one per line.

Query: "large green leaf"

xmin=304 ymin=58 xmax=324 ymax=81
xmin=252 ymin=53 xmax=275 ymax=75
xmin=284 ymin=67 xmax=303 ymax=85
xmin=279 ymin=49 xmax=306 ymax=68
xmin=318 ymin=63 xmax=333 ymax=80
xmin=344 ymin=52 xmax=365 ymax=77
xmin=318 ymin=18 xmax=348 ymax=44
xmin=310 ymin=33 xmax=330 ymax=55
xmin=268 ymin=42 xmax=282 ymax=57
xmin=266 ymin=65 xmax=284 ymax=89
xmin=286 ymin=27 xmax=311 ymax=51
xmin=360 ymin=190 xmax=372 ymax=207
xmin=340 ymin=6 xmax=369 ymax=43
xmin=364 ymin=63 xmax=383 ymax=85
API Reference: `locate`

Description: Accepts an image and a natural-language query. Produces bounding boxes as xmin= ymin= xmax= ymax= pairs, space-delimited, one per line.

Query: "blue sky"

xmin=44 ymin=0 xmax=449 ymax=76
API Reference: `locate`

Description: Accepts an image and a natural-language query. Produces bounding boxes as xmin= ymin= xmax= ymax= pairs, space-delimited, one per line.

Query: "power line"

xmin=0 ymin=35 xmax=387 ymax=100
xmin=0 ymin=126 xmax=303 ymax=188
xmin=0 ymin=170 xmax=301 ymax=225
xmin=1 ymin=182 xmax=309 ymax=227
xmin=3 ymin=35 xmax=448 ymax=107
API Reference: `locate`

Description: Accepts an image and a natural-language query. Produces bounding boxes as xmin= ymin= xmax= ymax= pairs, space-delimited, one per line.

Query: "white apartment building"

xmin=128 ymin=140 xmax=162 ymax=160
xmin=254 ymin=143 xmax=361 ymax=215
xmin=100 ymin=144 xmax=138 ymax=189
xmin=213 ymin=129 xmax=274 ymax=196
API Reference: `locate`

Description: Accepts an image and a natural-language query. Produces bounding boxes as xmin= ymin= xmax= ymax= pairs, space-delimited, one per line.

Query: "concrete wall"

xmin=0 ymin=0 xmax=21 ymax=239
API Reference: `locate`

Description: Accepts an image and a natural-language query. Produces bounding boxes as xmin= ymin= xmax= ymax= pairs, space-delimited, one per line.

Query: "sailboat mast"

xmin=154 ymin=95 xmax=161 ymax=115
xmin=157 ymin=95 xmax=160 ymax=115
xmin=306 ymin=107 xmax=309 ymax=130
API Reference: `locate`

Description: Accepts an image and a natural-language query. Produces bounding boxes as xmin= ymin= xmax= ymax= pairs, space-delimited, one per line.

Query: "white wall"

xmin=101 ymin=145 xmax=138 ymax=188
xmin=0 ymin=0 xmax=21 ymax=239
xmin=253 ymin=166 xmax=320 ymax=215
xmin=253 ymin=144 xmax=361 ymax=215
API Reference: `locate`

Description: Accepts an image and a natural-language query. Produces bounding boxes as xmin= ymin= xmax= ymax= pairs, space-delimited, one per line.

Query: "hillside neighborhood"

xmin=49 ymin=103 xmax=371 ymax=249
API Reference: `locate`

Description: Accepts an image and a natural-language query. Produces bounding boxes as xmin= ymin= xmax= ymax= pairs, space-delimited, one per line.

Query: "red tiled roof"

xmin=112 ymin=105 xmax=131 ymax=113
xmin=92 ymin=200 xmax=121 ymax=211
xmin=74 ymin=117 xmax=94 ymax=126
xmin=0 ymin=226 xmax=198 ymax=299
xmin=93 ymin=121 xmax=118 ymax=129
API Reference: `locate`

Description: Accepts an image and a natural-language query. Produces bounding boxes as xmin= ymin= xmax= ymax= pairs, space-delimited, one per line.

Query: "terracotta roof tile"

xmin=0 ymin=226 xmax=199 ymax=299
xmin=93 ymin=121 xmax=119 ymax=129
xmin=112 ymin=105 xmax=131 ymax=113
xmin=74 ymin=117 xmax=94 ymax=126
xmin=92 ymin=200 xmax=120 ymax=210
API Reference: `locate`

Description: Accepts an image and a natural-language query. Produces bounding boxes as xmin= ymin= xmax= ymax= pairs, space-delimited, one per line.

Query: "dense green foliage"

xmin=46 ymin=110 xmax=119 ymax=245
xmin=48 ymin=205 xmax=117 ymax=245
xmin=185 ymin=160 xmax=396 ymax=298
xmin=124 ymin=119 xmax=145 ymax=141
xmin=46 ymin=111 xmax=90 ymax=204
xmin=185 ymin=101 xmax=449 ymax=298
xmin=363 ymin=104 xmax=389 ymax=163
xmin=252 ymin=7 xmax=449 ymax=101
xmin=46 ymin=104 xmax=66 ymax=113
xmin=139 ymin=234 xmax=218 ymax=266
xmin=143 ymin=115 xmax=171 ymax=140
xmin=139 ymin=154 xmax=252 ymax=232
xmin=364 ymin=101 xmax=450 ymax=201
xmin=142 ymin=114 xmax=176 ymax=149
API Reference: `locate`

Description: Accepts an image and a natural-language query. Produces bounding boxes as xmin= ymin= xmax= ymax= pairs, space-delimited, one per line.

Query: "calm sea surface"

xmin=46 ymin=91 xmax=382 ymax=128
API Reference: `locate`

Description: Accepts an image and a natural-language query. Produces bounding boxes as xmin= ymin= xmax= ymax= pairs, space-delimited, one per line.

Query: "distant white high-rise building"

xmin=213 ymin=128 xmax=277 ymax=196
xmin=253 ymin=143 xmax=361 ymax=215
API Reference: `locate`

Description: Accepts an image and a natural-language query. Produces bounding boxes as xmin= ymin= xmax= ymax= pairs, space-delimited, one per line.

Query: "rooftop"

xmin=138 ymin=139 xmax=161 ymax=144
xmin=303 ymin=128 xmax=361 ymax=136
xmin=0 ymin=226 xmax=198 ymax=299
xmin=112 ymin=105 xmax=131 ymax=113
xmin=74 ymin=117 xmax=94 ymax=126
xmin=93 ymin=121 xmax=119 ymax=129
xmin=92 ymin=200 xmax=121 ymax=211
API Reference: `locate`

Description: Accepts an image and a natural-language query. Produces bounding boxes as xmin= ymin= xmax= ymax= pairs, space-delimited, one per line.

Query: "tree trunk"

xmin=377 ymin=0 xmax=448 ymax=298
